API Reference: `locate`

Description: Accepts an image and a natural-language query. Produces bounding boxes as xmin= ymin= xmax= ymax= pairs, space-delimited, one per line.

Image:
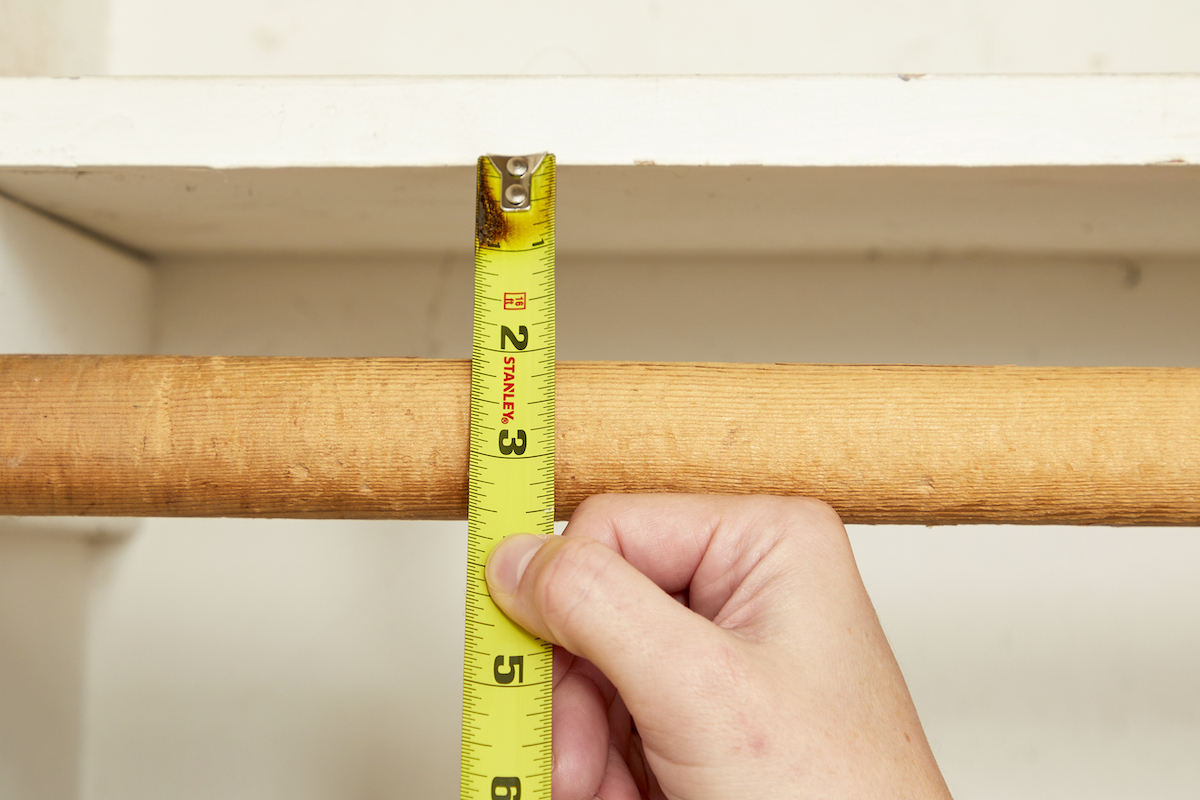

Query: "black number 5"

xmin=493 ymin=655 xmax=524 ymax=684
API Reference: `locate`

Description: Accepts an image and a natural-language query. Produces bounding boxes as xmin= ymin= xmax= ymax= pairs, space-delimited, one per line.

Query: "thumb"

xmin=485 ymin=533 xmax=730 ymax=728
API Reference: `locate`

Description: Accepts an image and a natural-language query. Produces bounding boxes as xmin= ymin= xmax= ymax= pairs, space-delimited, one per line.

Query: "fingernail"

xmin=486 ymin=534 xmax=549 ymax=594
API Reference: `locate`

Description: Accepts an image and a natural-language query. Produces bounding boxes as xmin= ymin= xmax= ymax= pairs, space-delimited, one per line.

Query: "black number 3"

xmin=498 ymin=429 xmax=527 ymax=456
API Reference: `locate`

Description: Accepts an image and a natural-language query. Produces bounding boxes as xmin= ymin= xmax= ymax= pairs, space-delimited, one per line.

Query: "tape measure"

xmin=461 ymin=153 xmax=556 ymax=800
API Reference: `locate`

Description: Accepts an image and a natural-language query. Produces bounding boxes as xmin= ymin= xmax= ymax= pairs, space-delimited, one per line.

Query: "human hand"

xmin=485 ymin=494 xmax=951 ymax=800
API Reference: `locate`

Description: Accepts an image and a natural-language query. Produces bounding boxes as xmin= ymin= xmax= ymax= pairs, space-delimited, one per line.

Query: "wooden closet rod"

xmin=1 ymin=355 xmax=1197 ymax=525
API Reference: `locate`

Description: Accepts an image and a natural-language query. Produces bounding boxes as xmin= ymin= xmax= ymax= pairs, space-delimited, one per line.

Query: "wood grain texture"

xmin=2 ymin=355 xmax=1197 ymax=525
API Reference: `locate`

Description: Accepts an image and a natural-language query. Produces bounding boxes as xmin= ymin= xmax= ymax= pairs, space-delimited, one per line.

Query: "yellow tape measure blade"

xmin=462 ymin=152 xmax=556 ymax=800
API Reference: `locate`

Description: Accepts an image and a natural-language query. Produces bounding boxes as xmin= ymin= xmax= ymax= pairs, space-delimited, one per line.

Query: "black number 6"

xmin=491 ymin=777 xmax=521 ymax=799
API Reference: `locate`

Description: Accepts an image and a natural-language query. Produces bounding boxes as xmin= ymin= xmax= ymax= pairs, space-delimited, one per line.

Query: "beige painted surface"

xmin=3 ymin=77 xmax=1200 ymax=170
xmin=3 ymin=165 xmax=1200 ymax=257
xmin=0 ymin=172 xmax=1195 ymax=799
xmin=0 ymin=192 xmax=149 ymax=800
xmin=0 ymin=0 xmax=107 ymax=76
xmin=0 ymin=528 xmax=90 ymax=800
xmin=0 ymin=194 xmax=152 ymax=355
xmin=56 ymin=251 xmax=1191 ymax=799
xmin=80 ymin=518 xmax=466 ymax=800
xmin=101 ymin=0 xmax=1200 ymax=76
xmin=154 ymin=252 xmax=1200 ymax=367
xmin=855 ymin=524 xmax=1200 ymax=798
xmin=11 ymin=0 xmax=1200 ymax=77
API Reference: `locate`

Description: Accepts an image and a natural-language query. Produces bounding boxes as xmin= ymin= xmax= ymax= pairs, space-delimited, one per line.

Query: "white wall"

xmin=0 ymin=0 xmax=108 ymax=76
xmin=55 ymin=251 xmax=1191 ymax=799
xmin=0 ymin=194 xmax=151 ymax=800
xmin=7 ymin=0 xmax=1200 ymax=77
xmin=858 ymin=525 xmax=1200 ymax=799
xmin=2 ymin=214 xmax=1198 ymax=799
xmin=0 ymin=528 xmax=90 ymax=800
xmin=0 ymin=195 xmax=153 ymax=355
xmin=101 ymin=0 xmax=1200 ymax=76
xmin=80 ymin=518 xmax=466 ymax=800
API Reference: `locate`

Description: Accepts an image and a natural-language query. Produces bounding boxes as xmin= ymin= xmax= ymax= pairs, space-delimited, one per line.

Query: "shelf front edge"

xmin=2 ymin=75 xmax=1199 ymax=169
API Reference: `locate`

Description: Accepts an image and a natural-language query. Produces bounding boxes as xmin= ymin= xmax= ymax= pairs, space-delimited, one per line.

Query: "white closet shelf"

xmin=1 ymin=75 xmax=1197 ymax=255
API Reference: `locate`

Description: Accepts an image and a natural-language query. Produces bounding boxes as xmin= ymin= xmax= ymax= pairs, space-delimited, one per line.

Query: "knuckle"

xmin=753 ymin=495 xmax=849 ymax=561
xmin=565 ymin=493 xmax=622 ymax=531
xmin=564 ymin=494 xmax=605 ymax=527
xmin=794 ymin=496 xmax=845 ymax=529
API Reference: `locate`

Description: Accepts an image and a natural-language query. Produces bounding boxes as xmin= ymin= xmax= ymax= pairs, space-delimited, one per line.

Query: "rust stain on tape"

xmin=475 ymin=166 xmax=510 ymax=248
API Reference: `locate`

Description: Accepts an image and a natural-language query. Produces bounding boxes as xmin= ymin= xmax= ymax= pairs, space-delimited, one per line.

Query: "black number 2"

xmin=500 ymin=325 xmax=529 ymax=350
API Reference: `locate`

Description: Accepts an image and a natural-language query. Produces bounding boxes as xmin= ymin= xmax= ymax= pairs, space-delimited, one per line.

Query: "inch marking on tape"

xmin=462 ymin=153 xmax=556 ymax=800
